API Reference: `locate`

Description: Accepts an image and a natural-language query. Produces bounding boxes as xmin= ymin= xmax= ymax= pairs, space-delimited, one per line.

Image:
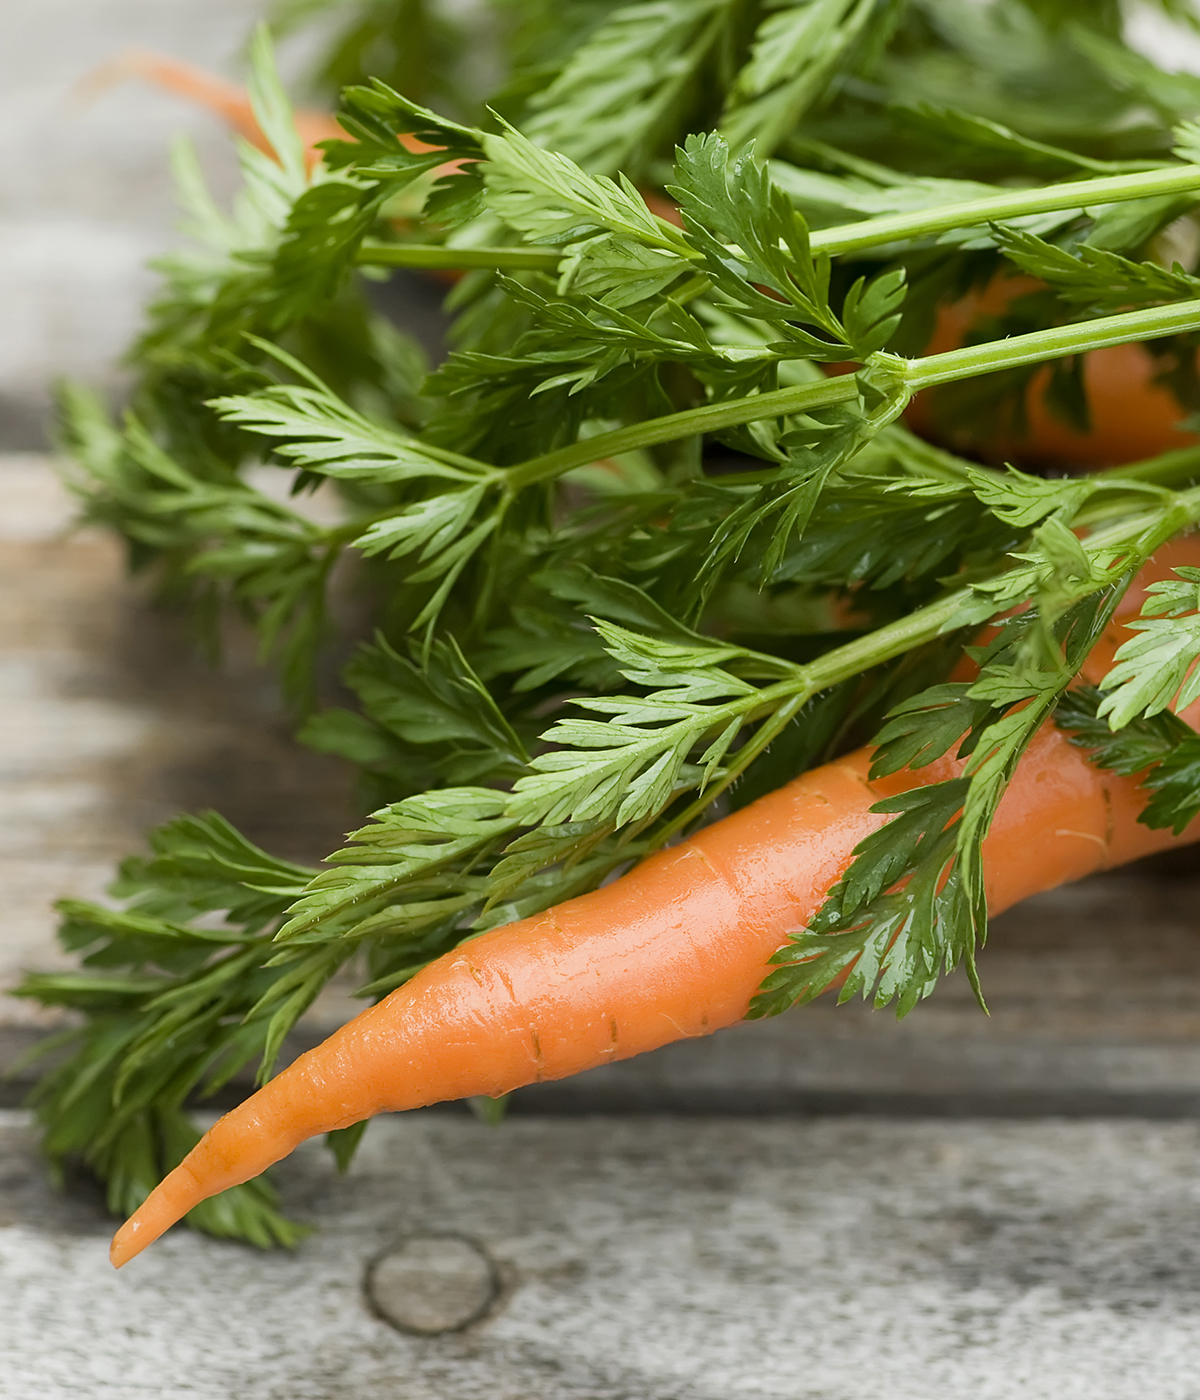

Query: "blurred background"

xmin=0 ymin=0 xmax=510 ymax=449
xmin=3 ymin=0 xmax=269 ymax=448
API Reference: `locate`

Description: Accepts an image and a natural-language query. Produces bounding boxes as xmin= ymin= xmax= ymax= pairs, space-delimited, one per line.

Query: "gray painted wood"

xmin=6 ymin=1108 xmax=1200 ymax=1399
xmin=0 ymin=455 xmax=357 ymax=1046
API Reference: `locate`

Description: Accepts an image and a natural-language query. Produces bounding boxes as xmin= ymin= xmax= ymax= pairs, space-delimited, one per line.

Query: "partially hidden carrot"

xmin=623 ymin=196 xmax=1198 ymax=470
xmin=907 ymin=273 xmax=1199 ymax=468
xmin=109 ymin=540 xmax=1200 ymax=1267
xmin=81 ymin=51 xmax=343 ymax=171
xmin=97 ymin=50 xmax=467 ymax=240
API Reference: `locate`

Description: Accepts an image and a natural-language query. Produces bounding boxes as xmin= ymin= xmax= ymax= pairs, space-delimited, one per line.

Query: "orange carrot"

xmin=82 ymin=51 xmax=343 ymax=171
xmin=907 ymin=273 xmax=1200 ymax=468
xmin=108 ymin=543 xmax=1200 ymax=1267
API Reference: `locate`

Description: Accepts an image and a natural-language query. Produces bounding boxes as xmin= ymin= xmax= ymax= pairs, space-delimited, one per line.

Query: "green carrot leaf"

xmin=721 ymin=0 xmax=897 ymax=157
xmin=1098 ymin=567 xmax=1200 ymax=727
xmin=1056 ymin=683 xmax=1200 ymax=836
xmin=519 ymin=0 xmax=743 ymax=178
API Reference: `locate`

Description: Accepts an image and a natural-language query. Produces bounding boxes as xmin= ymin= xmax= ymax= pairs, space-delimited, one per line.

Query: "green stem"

xmin=790 ymin=132 xmax=1158 ymax=181
xmin=652 ymin=692 xmax=809 ymax=846
xmin=906 ymin=298 xmax=1200 ymax=390
xmin=809 ymin=164 xmax=1200 ymax=257
xmin=656 ymin=592 xmax=979 ymax=836
xmin=1070 ymin=447 xmax=1200 ymax=528
xmin=1105 ymin=444 xmax=1200 ymax=487
xmin=509 ymin=297 xmax=1200 ymax=487
xmin=807 ymin=589 xmax=973 ymax=686
xmin=649 ymin=482 xmax=1200 ymax=849
xmin=325 ymin=297 xmax=1200 ymax=554
xmin=505 ymin=375 xmax=861 ymax=489
xmin=357 ymin=242 xmax=563 ymax=271
xmin=1067 ymin=485 xmax=1200 ymax=553
xmin=359 ymin=166 xmax=1200 ymax=276
xmin=665 ymin=273 xmax=713 ymax=307
xmin=755 ymin=483 xmax=1200 ymax=726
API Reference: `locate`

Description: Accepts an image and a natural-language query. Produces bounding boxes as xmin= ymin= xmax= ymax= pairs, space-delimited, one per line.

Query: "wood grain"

xmin=7 ymin=1109 xmax=1200 ymax=1399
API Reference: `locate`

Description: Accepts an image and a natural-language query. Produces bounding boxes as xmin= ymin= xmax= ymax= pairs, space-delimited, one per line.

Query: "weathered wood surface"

xmin=0 ymin=455 xmax=357 ymax=1038
xmin=7 ymin=1109 xmax=1200 ymax=1400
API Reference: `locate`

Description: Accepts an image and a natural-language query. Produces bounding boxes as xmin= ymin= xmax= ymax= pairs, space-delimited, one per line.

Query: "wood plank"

xmin=5 ymin=1108 xmax=1200 ymax=1399
xmin=0 ymin=455 xmax=357 ymax=1044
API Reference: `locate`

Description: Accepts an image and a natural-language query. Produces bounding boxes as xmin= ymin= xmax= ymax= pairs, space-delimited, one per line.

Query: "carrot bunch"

xmin=109 ymin=543 xmax=1200 ymax=1266
xmin=25 ymin=9 xmax=1200 ymax=1262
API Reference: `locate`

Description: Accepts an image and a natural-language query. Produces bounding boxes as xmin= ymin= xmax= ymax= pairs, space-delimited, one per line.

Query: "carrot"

xmin=81 ymin=51 xmax=343 ymax=171
xmin=906 ymin=273 xmax=1199 ymax=468
xmin=108 ymin=542 xmax=1200 ymax=1268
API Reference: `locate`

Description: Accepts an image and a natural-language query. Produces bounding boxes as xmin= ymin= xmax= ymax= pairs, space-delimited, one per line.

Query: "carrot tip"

xmin=72 ymin=49 xmax=181 ymax=106
xmin=109 ymin=1216 xmax=145 ymax=1269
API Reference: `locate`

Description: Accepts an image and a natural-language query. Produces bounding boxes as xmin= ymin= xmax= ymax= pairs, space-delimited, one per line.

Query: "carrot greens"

xmin=21 ymin=0 xmax=1200 ymax=1243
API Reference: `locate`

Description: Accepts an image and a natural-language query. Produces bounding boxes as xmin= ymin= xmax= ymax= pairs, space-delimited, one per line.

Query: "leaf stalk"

xmin=356 ymin=165 xmax=1200 ymax=274
xmin=809 ymin=163 xmax=1200 ymax=257
xmin=358 ymin=241 xmax=564 ymax=271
